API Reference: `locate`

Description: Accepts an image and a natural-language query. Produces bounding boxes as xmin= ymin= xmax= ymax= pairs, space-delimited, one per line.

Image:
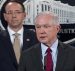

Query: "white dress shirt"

xmin=41 ymin=39 xmax=58 ymax=71
xmin=7 ymin=26 xmax=23 ymax=48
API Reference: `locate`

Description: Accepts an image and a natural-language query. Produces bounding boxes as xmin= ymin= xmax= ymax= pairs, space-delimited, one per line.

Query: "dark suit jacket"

xmin=0 ymin=28 xmax=38 ymax=71
xmin=18 ymin=41 xmax=75 ymax=71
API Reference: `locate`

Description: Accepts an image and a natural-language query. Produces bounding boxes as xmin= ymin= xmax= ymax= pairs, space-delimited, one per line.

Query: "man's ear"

xmin=3 ymin=13 xmax=7 ymax=21
xmin=23 ymin=12 xmax=26 ymax=18
xmin=57 ymin=25 xmax=61 ymax=32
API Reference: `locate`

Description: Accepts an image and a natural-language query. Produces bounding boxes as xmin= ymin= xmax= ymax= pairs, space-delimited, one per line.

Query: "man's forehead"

xmin=6 ymin=2 xmax=21 ymax=9
xmin=5 ymin=3 xmax=22 ymax=12
xmin=37 ymin=14 xmax=53 ymax=20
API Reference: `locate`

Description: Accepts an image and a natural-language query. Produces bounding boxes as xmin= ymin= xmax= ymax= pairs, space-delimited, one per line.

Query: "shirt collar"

xmin=7 ymin=26 xmax=23 ymax=36
xmin=41 ymin=43 xmax=48 ymax=56
xmin=50 ymin=39 xmax=58 ymax=55
xmin=41 ymin=39 xmax=58 ymax=55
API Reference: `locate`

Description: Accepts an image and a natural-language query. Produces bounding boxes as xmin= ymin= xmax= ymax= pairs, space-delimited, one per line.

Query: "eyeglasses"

xmin=5 ymin=11 xmax=24 ymax=15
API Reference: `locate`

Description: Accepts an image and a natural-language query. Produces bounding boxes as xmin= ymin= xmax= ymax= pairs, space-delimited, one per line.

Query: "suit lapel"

xmin=32 ymin=43 xmax=44 ymax=71
xmin=22 ymin=28 xmax=30 ymax=50
xmin=5 ymin=30 xmax=18 ymax=66
xmin=55 ymin=41 xmax=69 ymax=71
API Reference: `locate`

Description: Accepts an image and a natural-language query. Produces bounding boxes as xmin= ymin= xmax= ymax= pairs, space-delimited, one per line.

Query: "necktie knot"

xmin=14 ymin=33 xmax=19 ymax=38
xmin=46 ymin=48 xmax=52 ymax=54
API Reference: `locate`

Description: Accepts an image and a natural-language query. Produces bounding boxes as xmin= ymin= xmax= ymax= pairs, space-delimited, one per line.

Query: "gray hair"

xmin=34 ymin=11 xmax=59 ymax=25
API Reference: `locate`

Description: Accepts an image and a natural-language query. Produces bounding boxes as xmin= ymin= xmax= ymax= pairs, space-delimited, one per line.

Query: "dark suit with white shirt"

xmin=0 ymin=27 xmax=38 ymax=71
xmin=18 ymin=41 xmax=75 ymax=71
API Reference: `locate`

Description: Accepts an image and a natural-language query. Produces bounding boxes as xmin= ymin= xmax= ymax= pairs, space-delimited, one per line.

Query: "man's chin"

xmin=40 ymin=40 xmax=47 ymax=44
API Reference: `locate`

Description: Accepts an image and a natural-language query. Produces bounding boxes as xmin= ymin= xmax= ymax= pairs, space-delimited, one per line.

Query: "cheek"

xmin=18 ymin=16 xmax=24 ymax=21
xmin=36 ymin=31 xmax=40 ymax=37
xmin=49 ymin=31 xmax=57 ymax=39
xmin=35 ymin=29 xmax=39 ymax=34
xmin=4 ymin=16 xmax=9 ymax=21
xmin=35 ymin=30 xmax=40 ymax=37
xmin=20 ymin=15 xmax=25 ymax=19
xmin=5 ymin=18 xmax=11 ymax=22
xmin=47 ymin=30 xmax=55 ymax=37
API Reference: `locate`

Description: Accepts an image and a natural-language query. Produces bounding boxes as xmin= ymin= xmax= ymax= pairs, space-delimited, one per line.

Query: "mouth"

xmin=40 ymin=36 xmax=46 ymax=39
xmin=12 ymin=20 xmax=18 ymax=23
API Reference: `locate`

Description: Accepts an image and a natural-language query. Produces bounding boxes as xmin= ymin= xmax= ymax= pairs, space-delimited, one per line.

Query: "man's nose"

xmin=12 ymin=12 xmax=16 ymax=18
xmin=40 ymin=27 xmax=45 ymax=34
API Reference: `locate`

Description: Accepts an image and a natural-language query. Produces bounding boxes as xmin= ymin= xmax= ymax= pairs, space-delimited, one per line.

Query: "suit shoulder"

xmin=24 ymin=28 xmax=36 ymax=34
xmin=23 ymin=28 xmax=38 ymax=42
xmin=22 ymin=43 xmax=40 ymax=55
xmin=59 ymin=41 xmax=75 ymax=51
xmin=0 ymin=30 xmax=7 ymax=37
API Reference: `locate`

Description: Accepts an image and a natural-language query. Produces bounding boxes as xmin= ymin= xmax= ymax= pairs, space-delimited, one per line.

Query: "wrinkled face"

xmin=4 ymin=2 xmax=26 ymax=28
xmin=35 ymin=15 xmax=60 ymax=45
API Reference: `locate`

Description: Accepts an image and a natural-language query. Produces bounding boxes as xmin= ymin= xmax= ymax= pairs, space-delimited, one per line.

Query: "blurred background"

xmin=0 ymin=0 xmax=75 ymax=46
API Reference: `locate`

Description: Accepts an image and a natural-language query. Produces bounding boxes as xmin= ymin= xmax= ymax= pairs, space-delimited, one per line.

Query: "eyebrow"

xmin=6 ymin=10 xmax=23 ymax=12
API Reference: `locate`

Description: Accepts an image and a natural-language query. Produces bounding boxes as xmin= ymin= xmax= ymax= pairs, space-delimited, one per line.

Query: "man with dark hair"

xmin=0 ymin=1 xmax=38 ymax=71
